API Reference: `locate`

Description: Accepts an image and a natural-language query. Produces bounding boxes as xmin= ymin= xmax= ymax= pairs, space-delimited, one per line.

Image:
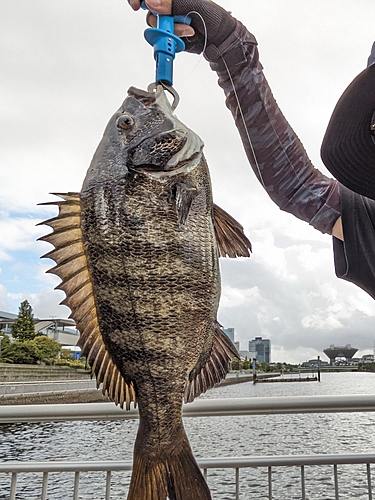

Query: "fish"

xmin=39 ymin=85 xmax=252 ymax=500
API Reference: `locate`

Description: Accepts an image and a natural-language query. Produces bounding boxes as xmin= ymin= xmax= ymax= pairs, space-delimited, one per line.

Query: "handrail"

xmin=1 ymin=453 xmax=375 ymax=473
xmin=1 ymin=394 xmax=375 ymax=423
xmin=1 ymin=396 xmax=374 ymax=500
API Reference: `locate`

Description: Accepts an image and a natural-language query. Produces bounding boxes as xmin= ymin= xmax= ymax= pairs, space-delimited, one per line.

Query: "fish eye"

xmin=116 ymin=114 xmax=134 ymax=130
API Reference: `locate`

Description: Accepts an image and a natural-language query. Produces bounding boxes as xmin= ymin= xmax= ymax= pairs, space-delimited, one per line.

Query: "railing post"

xmin=367 ymin=463 xmax=373 ymax=500
xmin=235 ymin=468 xmax=239 ymax=500
xmin=10 ymin=472 xmax=17 ymax=500
xmin=334 ymin=464 xmax=339 ymax=499
xmin=73 ymin=471 xmax=80 ymax=500
xmin=268 ymin=466 xmax=272 ymax=499
xmin=41 ymin=471 xmax=49 ymax=500
xmin=105 ymin=471 xmax=112 ymax=500
xmin=301 ymin=465 xmax=305 ymax=500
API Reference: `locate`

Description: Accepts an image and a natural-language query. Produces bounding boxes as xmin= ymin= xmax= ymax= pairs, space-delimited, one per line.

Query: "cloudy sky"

xmin=1 ymin=0 xmax=375 ymax=364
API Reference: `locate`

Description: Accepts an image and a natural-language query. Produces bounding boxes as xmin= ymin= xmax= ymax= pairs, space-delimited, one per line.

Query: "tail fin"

xmin=127 ymin=429 xmax=211 ymax=500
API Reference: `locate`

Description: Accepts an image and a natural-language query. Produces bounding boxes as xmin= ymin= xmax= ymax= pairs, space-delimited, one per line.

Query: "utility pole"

xmin=252 ymin=358 xmax=257 ymax=384
xmin=317 ymin=355 xmax=321 ymax=382
xmin=49 ymin=316 xmax=58 ymax=341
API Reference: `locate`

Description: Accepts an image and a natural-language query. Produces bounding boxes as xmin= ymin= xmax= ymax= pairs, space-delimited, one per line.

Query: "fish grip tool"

xmin=141 ymin=1 xmax=191 ymax=97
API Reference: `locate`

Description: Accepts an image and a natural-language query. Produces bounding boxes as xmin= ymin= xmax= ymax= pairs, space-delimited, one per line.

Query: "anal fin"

xmin=184 ymin=321 xmax=240 ymax=403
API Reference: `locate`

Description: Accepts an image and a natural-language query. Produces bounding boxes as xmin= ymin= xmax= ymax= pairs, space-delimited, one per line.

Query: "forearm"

xmin=205 ymin=21 xmax=341 ymax=234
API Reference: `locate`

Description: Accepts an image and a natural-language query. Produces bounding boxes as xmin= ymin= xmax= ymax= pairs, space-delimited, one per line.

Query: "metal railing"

xmin=1 ymin=395 xmax=375 ymax=499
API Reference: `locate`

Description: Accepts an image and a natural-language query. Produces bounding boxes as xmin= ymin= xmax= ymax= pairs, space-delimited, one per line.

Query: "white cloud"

xmin=271 ymin=345 xmax=323 ymax=365
xmin=2 ymin=0 xmax=375 ymax=365
xmin=301 ymin=312 xmax=343 ymax=330
xmin=0 ymin=285 xmax=8 ymax=311
xmin=0 ymin=215 xmax=46 ymax=258
xmin=6 ymin=288 xmax=69 ymax=320
xmin=220 ymin=285 xmax=260 ymax=309
xmin=28 ymin=288 xmax=70 ymax=319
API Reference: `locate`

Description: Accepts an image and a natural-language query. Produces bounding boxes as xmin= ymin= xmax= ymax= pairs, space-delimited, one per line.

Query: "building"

xmin=239 ymin=350 xmax=257 ymax=361
xmin=323 ymin=344 xmax=358 ymax=366
xmin=302 ymin=358 xmax=329 ymax=368
xmin=0 ymin=310 xmax=79 ymax=346
xmin=223 ymin=328 xmax=235 ymax=344
xmin=361 ymin=354 xmax=375 ymax=363
xmin=249 ymin=336 xmax=271 ymax=364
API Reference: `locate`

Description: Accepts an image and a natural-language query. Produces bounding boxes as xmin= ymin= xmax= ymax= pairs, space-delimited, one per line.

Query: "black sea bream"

xmin=40 ymin=85 xmax=251 ymax=500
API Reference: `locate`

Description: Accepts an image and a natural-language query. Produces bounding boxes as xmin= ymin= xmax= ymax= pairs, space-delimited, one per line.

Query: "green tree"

xmin=0 ymin=333 xmax=10 ymax=360
xmin=32 ymin=336 xmax=61 ymax=361
xmin=11 ymin=300 xmax=36 ymax=341
xmin=242 ymin=358 xmax=251 ymax=370
xmin=231 ymin=358 xmax=240 ymax=370
xmin=2 ymin=341 xmax=39 ymax=364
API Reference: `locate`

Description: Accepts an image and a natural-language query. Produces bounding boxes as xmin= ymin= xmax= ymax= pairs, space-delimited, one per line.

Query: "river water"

xmin=1 ymin=371 xmax=375 ymax=499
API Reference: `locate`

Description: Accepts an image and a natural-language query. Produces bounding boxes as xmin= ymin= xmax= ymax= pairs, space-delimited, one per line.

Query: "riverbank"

xmin=0 ymin=374 xmax=255 ymax=406
xmin=0 ymin=389 xmax=110 ymax=405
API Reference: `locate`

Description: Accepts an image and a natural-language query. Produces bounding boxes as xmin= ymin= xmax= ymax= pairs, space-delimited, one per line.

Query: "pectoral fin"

xmin=184 ymin=321 xmax=240 ymax=403
xmin=213 ymin=204 xmax=252 ymax=258
xmin=38 ymin=193 xmax=136 ymax=409
xmin=172 ymin=181 xmax=198 ymax=225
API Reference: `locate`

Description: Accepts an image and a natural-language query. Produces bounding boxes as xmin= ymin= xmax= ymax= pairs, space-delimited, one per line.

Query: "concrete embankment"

xmin=0 ymin=370 xmax=255 ymax=406
xmin=0 ymin=364 xmax=98 ymax=406
xmin=0 ymin=389 xmax=110 ymax=406
xmin=0 ymin=364 xmax=90 ymax=382
xmin=220 ymin=374 xmax=254 ymax=385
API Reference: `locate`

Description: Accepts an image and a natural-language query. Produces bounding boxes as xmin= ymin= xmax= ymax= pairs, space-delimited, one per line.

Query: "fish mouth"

xmin=126 ymin=86 xmax=204 ymax=175
xmin=127 ymin=129 xmax=188 ymax=172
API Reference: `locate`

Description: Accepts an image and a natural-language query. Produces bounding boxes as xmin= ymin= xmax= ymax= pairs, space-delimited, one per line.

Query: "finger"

xmin=147 ymin=13 xmax=157 ymax=27
xmin=145 ymin=0 xmax=171 ymax=15
xmin=148 ymin=14 xmax=195 ymax=37
xmin=174 ymin=23 xmax=195 ymax=37
xmin=128 ymin=0 xmax=141 ymax=10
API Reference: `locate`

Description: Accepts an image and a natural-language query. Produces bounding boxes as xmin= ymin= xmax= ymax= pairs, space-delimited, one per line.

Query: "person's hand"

xmin=128 ymin=0 xmax=236 ymax=55
xmin=128 ymin=0 xmax=194 ymax=37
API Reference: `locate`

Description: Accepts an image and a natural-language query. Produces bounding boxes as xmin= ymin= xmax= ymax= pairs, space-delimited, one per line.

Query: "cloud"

xmin=0 ymin=214 xmax=46 ymax=259
xmin=2 ymin=0 xmax=375 ymax=365
xmin=271 ymin=345 xmax=322 ymax=365
xmin=27 ymin=288 xmax=70 ymax=320
xmin=0 ymin=285 xmax=8 ymax=311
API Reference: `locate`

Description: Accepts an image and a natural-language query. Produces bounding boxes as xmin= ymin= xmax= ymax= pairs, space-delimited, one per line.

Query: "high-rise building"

xmin=248 ymin=336 xmax=271 ymax=363
xmin=223 ymin=328 xmax=235 ymax=344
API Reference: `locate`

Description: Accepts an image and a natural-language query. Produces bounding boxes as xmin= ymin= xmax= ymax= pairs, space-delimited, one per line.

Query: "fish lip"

xmin=128 ymin=127 xmax=184 ymax=153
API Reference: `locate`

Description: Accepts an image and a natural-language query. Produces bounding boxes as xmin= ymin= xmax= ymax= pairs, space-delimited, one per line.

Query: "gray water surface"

xmin=1 ymin=371 xmax=375 ymax=499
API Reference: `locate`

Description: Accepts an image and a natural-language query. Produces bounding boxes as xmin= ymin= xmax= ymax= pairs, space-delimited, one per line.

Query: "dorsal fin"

xmin=39 ymin=192 xmax=136 ymax=409
xmin=184 ymin=321 xmax=240 ymax=403
xmin=213 ymin=204 xmax=252 ymax=258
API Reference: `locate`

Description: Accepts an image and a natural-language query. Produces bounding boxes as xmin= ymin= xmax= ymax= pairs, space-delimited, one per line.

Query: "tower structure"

xmin=323 ymin=344 xmax=358 ymax=365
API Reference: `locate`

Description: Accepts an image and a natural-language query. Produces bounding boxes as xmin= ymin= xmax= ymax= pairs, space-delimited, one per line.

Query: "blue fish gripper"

xmin=141 ymin=1 xmax=190 ymax=86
